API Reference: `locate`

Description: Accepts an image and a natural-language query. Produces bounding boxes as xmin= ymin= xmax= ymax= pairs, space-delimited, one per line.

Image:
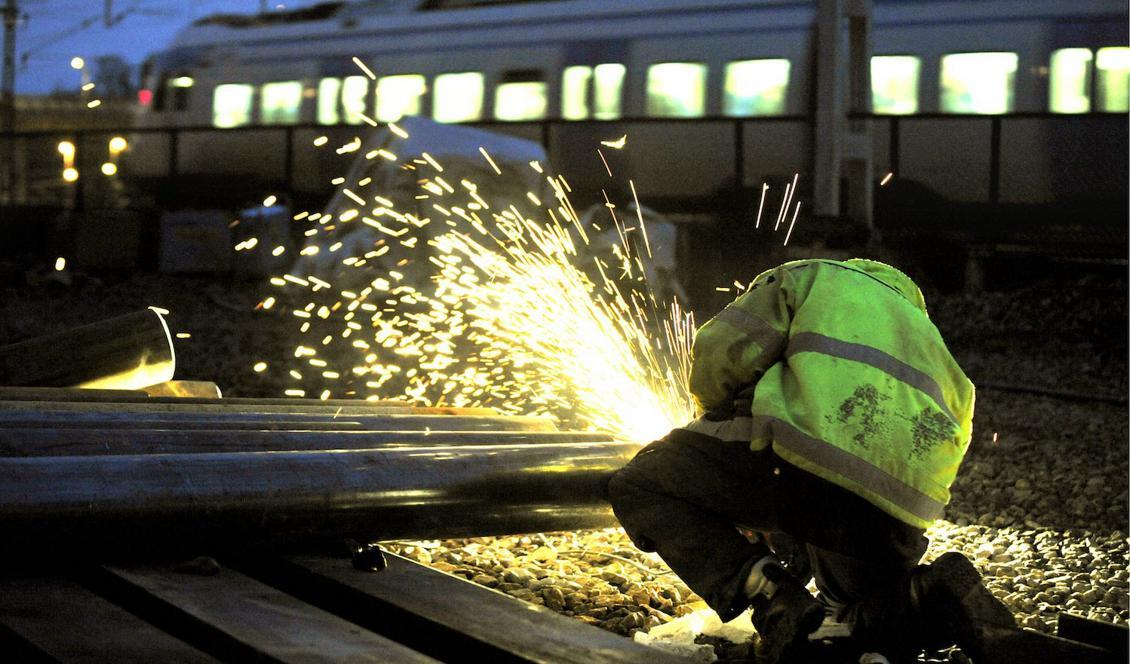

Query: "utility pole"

xmin=1 ymin=0 xmax=17 ymax=204
xmin=813 ymin=0 xmax=873 ymax=229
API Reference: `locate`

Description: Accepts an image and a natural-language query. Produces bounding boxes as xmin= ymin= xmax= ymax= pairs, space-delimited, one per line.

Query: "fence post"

xmin=284 ymin=125 xmax=295 ymax=194
xmin=734 ymin=119 xmax=744 ymax=188
xmin=889 ymin=116 xmax=900 ymax=175
xmin=73 ymin=131 xmax=85 ymax=213
xmin=540 ymin=120 xmax=551 ymax=161
xmin=168 ymin=129 xmax=180 ymax=182
xmin=988 ymin=116 xmax=1001 ymax=206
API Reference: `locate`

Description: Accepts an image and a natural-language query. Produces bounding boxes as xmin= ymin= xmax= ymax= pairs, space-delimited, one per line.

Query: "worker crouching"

xmin=608 ymin=258 xmax=1017 ymax=662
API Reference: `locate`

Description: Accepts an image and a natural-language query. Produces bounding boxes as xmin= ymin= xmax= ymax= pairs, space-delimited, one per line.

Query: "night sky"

xmin=13 ymin=0 xmax=323 ymax=95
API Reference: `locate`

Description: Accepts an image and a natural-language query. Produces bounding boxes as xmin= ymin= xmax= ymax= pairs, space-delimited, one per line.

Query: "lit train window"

xmin=1096 ymin=47 xmax=1130 ymax=112
xmin=260 ymin=81 xmax=303 ymax=124
xmin=495 ymin=70 xmax=547 ymax=121
xmin=871 ymin=56 xmax=920 ymax=114
xmin=940 ymin=52 xmax=1018 ymax=114
xmin=1049 ymin=49 xmax=1094 ymax=113
xmin=593 ymin=64 xmax=626 ymax=119
xmin=562 ymin=64 xmax=626 ymax=120
xmin=342 ymin=76 xmax=369 ymax=124
xmin=434 ymin=72 xmax=484 ymax=123
xmin=724 ymin=59 xmax=790 ymax=116
xmin=376 ymin=74 xmax=426 ymax=122
xmin=646 ymin=63 xmax=707 ymax=117
xmin=562 ymin=66 xmax=590 ymax=119
xmin=212 ymin=83 xmax=254 ymax=128
xmin=318 ymin=77 xmax=341 ymax=124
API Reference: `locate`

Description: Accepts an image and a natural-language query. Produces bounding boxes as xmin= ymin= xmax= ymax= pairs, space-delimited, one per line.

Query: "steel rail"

xmin=0 ymin=441 xmax=637 ymax=556
xmin=0 ymin=309 xmax=175 ymax=390
xmin=0 ymin=399 xmax=499 ymax=416
xmin=0 ymin=411 xmax=556 ymax=432
xmin=0 ymin=428 xmax=615 ymax=456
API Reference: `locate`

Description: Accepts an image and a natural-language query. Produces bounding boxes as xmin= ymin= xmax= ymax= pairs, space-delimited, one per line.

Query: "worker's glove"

xmin=704 ymin=397 xmax=753 ymax=422
xmin=750 ymin=561 xmax=825 ymax=664
xmin=703 ymin=403 xmax=734 ymax=421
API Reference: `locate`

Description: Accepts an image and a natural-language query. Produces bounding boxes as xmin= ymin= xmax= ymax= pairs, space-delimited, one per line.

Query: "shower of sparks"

xmin=256 ymin=126 xmax=806 ymax=444
xmin=880 ymin=171 xmax=894 ymax=186
xmin=260 ymin=133 xmax=699 ymax=443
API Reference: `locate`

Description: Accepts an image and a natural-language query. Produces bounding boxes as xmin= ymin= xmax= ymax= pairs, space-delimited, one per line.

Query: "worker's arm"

xmin=689 ymin=267 xmax=794 ymax=415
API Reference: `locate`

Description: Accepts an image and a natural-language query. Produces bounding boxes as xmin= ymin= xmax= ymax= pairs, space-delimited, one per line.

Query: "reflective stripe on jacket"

xmin=689 ymin=259 xmax=974 ymax=529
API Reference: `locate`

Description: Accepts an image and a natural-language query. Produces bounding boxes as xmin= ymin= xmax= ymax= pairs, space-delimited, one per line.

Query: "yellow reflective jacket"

xmin=689 ymin=259 xmax=974 ymax=529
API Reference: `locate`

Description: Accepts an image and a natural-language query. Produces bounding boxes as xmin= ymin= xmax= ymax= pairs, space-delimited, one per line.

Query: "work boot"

xmin=910 ymin=551 xmax=1017 ymax=663
xmin=750 ymin=561 xmax=826 ymax=663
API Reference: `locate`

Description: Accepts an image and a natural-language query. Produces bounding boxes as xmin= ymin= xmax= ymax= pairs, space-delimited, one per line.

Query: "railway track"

xmin=0 ymin=385 xmax=683 ymax=663
xmin=0 ymin=386 xmax=1124 ymax=663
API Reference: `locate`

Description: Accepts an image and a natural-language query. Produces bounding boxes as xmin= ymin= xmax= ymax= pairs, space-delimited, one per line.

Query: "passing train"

xmin=126 ymin=0 xmax=1128 ymax=255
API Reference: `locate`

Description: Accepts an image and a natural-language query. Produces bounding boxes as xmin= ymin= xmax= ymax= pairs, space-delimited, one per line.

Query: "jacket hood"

xmin=845 ymin=259 xmax=928 ymax=314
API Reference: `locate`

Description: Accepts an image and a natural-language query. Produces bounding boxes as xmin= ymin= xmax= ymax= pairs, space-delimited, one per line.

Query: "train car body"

xmin=124 ymin=0 xmax=1128 ymax=268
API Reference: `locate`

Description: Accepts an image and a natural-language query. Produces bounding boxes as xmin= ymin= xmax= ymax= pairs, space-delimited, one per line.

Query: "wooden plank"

xmin=98 ymin=564 xmax=436 ymax=664
xmin=1057 ymin=613 xmax=1129 ymax=658
xmin=244 ymin=554 xmax=687 ymax=664
xmin=0 ymin=575 xmax=217 ymax=663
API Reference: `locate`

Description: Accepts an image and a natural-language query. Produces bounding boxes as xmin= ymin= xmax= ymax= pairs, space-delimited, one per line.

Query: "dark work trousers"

xmin=607 ymin=424 xmax=929 ymax=626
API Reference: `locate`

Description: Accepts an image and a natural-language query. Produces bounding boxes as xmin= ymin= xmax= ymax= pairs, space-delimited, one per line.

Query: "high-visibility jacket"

xmin=689 ymin=259 xmax=974 ymax=529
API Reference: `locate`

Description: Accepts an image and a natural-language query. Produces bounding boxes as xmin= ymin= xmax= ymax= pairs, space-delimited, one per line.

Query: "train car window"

xmin=593 ymin=63 xmax=626 ymax=120
xmin=646 ymin=63 xmax=707 ymax=117
xmin=562 ymin=66 xmax=591 ymax=119
xmin=170 ymin=76 xmax=194 ymax=112
xmin=318 ymin=77 xmax=342 ymax=124
xmin=342 ymin=76 xmax=369 ymax=124
xmin=1049 ymin=49 xmax=1093 ymax=113
xmin=376 ymin=74 xmax=426 ymax=122
xmin=213 ymin=84 xmax=254 ymax=128
xmin=261 ymin=81 xmax=304 ymax=124
xmin=871 ymin=56 xmax=919 ymax=114
xmin=562 ymin=64 xmax=626 ymax=120
xmin=1096 ymin=47 xmax=1130 ymax=112
xmin=724 ymin=59 xmax=790 ymax=116
xmin=434 ymin=72 xmax=484 ymax=123
xmin=940 ymin=52 xmax=1017 ymax=114
xmin=495 ymin=70 xmax=547 ymax=121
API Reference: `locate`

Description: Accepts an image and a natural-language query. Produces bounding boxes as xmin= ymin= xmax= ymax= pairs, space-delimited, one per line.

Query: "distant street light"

xmin=62 ymin=167 xmax=79 ymax=183
xmin=70 ymin=56 xmax=85 ymax=70
xmin=100 ymin=162 xmax=117 ymax=176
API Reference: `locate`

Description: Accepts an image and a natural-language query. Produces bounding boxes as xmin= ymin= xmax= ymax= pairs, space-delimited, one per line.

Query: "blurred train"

xmin=125 ymin=0 xmax=1128 ymax=237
